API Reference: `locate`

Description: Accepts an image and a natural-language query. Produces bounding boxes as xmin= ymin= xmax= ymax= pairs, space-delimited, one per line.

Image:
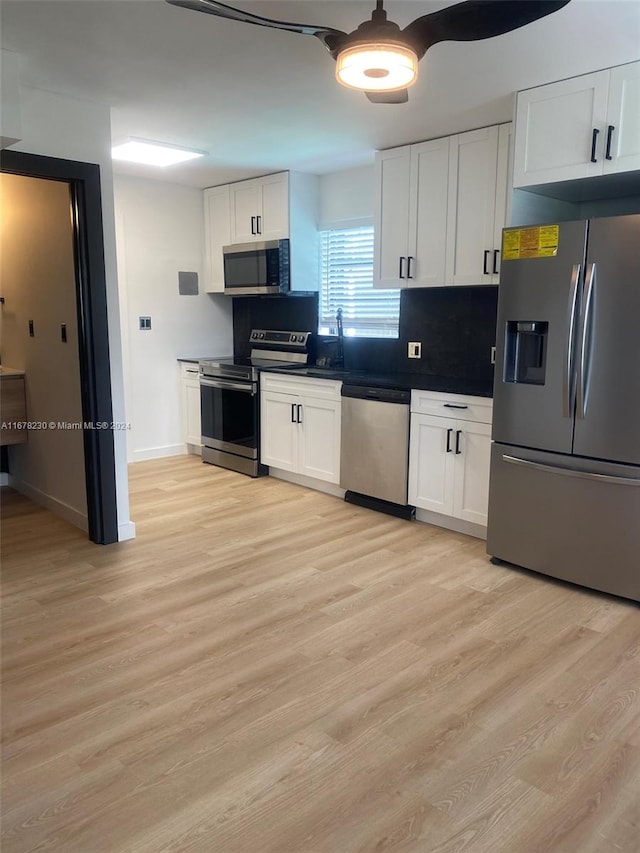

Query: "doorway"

xmin=1 ymin=150 xmax=118 ymax=544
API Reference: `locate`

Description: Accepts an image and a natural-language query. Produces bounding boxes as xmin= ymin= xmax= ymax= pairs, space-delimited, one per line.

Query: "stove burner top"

xmin=199 ymin=329 xmax=313 ymax=382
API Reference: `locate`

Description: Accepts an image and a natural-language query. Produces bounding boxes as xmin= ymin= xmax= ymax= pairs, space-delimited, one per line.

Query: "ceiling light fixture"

xmin=111 ymin=139 xmax=206 ymax=167
xmin=335 ymin=42 xmax=418 ymax=92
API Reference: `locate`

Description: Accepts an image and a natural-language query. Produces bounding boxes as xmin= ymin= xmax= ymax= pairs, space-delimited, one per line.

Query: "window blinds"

xmin=319 ymin=226 xmax=400 ymax=338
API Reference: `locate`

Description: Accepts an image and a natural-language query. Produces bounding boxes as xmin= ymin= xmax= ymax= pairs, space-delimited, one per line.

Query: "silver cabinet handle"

xmin=200 ymin=377 xmax=255 ymax=394
xmin=576 ymin=263 xmax=596 ymax=419
xmin=502 ymin=454 xmax=640 ymax=486
xmin=563 ymin=263 xmax=581 ymax=418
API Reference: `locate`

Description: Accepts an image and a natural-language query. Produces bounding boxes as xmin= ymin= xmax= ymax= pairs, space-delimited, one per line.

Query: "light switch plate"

xmin=408 ymin=341 xmax=422 ymax=359
xmin=139 ymin=316 xmax=152 ymax=331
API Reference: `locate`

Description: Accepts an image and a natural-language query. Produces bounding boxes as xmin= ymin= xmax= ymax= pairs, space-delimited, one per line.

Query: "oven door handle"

xmin=199 ymin=377 xmax=256 ymax=394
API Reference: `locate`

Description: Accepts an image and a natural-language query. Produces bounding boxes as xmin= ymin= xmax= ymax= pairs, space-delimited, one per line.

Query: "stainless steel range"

xmin=199 ymin=329 xmax=312 ymax=477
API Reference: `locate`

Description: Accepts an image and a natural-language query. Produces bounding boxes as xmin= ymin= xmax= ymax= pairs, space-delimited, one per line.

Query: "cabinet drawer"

xmin=261 ymin=372 xmax=342 ymax=401
xmin=411 ymin=390 xmax=492 ymax=424
xmin=180 ymin=362 xmax=201 ymax=382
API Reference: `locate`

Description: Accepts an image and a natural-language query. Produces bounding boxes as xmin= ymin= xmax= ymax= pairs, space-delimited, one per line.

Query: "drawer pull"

xmin=443 ymin=403 xmax=468 ymax=409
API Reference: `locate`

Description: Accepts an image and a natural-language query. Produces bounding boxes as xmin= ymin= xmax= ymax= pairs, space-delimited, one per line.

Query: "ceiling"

xmin=2 ymin=0 xmax=639 ymax=188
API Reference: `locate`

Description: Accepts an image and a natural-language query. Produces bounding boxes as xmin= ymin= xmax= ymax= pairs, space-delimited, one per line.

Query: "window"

xmin=319 ymin=225 xmax=400 ymax=338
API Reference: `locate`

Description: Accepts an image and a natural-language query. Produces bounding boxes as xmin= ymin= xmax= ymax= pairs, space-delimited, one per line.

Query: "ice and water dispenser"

xmin=503 ymin=321 xmax=548 ymax=385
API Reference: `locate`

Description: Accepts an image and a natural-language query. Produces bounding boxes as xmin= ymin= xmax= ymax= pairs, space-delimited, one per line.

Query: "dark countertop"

xmin=264 ymin=366 xmax=493 ymax=398
xmin=177 ymin=356 xmax=229 ymax=363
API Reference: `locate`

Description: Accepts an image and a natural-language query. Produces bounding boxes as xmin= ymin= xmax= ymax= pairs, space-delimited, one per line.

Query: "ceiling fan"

xmin=166 ymin=0 xmax=571 ymax=103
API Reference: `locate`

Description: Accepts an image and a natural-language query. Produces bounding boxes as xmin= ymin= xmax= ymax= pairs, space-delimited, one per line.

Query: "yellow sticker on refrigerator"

xmin=502 ymin=225 xmax=559 ymax=260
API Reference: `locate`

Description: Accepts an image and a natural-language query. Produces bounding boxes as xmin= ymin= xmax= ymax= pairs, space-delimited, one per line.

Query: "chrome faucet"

xmin=336 ymin=307 xmax=344 ymax=368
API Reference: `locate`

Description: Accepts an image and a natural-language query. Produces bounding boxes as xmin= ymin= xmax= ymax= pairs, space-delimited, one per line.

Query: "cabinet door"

xmin=184 ymin=381 xmax=202 ymax=447
xmin=513 ymin=71 xmax=609 ymax=187
xmin=408 ymin=413 xmax=455 ymax=515
xmin=446 ymin=126 xmax=499 ymax=286
xmin=298 ymin=396 xmax=341 ymax=483
xmin=491 ymin=123 xmax=512 ymax=283
xmin=258 ymin=173 xmax=289 ymax=240
xmin=203 ymin=185 xmax=230 ymax=293
xmin=260 ymin=391 xmax=298 ymax=472
xmin=373 ymin=146 xmax=411 ymax=288
xmin=230 ymin=179 xmax=260 ymax=243
xmin=452 ymin=420 xmax=491 ymax=526
xmin=407 ymin=138 xmax=449 ymax=288
xmin=603 ymin=61 xmax=640 ymax=175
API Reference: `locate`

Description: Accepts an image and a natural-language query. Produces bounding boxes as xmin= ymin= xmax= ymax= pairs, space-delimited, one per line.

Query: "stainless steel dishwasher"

xmin=340 ymin=385 xmax=415 ymax=519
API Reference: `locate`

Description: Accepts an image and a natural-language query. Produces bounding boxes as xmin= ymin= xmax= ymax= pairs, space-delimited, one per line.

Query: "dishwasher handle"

xmin=341 ymin=385 xmax=410 ymax=405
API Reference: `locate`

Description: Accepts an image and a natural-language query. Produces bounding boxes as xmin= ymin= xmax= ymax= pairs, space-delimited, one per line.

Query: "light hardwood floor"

xmin=2 ymin=455 xmax=639 ymax=852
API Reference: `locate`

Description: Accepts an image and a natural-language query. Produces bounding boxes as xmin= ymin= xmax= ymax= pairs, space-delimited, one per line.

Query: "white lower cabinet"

xmin=409 ymin=391 xmax=492 ymax=529
xmin=260 ymin=373 xmax=341 ymax=484
xmin=180 ymin=362 xmax=202 ymax=451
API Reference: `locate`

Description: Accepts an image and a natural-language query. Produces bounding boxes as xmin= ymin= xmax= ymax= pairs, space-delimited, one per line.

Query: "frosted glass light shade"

xmin=336 ymin=43 xmax=418 ymax=92
xmin=112 ymin=140 xmax=205 ymax=167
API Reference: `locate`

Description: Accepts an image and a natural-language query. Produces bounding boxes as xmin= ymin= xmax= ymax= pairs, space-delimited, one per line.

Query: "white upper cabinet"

xmin=513 ymin=61 xmax=640 ymax=188
xmin=230 ymin=172 xmax=289 ymax=243
xmin=374 ymin=123 xmax=510 ymax=289
xmin=204 ymin=171 xmax=319 ymax=293
xmin=373 ymin=138 xmax=450 ymax=289
xmin=446 ymin=124 xmax=511 ymax=286
xmin=203 ymin=185 xmax=230 ymax=293
xmin=409 ymin=138 xmax=450 ymax=287
xmin=373 ymin=146 xmax=412 ymax=288
xmin=604 ymin=62 xmax=640 ymax=175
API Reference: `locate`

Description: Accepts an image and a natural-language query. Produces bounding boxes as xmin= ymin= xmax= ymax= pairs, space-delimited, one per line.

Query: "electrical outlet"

xmin=139 ymin=316 xmax=152 ymax=331
xmin=408 ymin=341 xmax=422 ymax=359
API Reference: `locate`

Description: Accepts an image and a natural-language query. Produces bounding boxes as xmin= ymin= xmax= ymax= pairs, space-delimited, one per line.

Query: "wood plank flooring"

xmin=2 ymin=455 xmax=639 ymax=852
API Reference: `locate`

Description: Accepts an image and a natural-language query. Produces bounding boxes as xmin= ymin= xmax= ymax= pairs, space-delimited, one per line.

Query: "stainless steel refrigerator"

xmin=487 ymin=214 xmax=640 ymax=602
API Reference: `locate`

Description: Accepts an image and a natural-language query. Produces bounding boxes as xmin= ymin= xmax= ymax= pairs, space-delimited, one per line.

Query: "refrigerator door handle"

xmin=502 ymin=455 xmax=640 ymax=487
xmin=563 ymin=263 xmax=581 ymax=418
xmin=576 ymin=262 xmax=596 ymax=419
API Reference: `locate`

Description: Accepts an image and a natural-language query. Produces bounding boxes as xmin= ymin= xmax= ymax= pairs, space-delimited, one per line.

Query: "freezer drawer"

xmin=487 ymin=442 xmax=640 ymax=601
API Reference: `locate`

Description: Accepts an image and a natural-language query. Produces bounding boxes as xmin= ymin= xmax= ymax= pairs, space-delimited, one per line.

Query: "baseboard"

xmin=415 ymin=508 xmax=487 ymax=540
xmin=118 ymin=520 xmax=136 ymax=541
xmin=267 ymin=468 xmax=345 ymax=499
xmin=131 ymin=444 xmax=187 ymax=463
xmin=8 ymin=475 xmax=89 ymax=532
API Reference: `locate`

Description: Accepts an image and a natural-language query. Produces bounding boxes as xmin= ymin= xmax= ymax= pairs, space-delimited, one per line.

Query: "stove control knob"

xmin=259 ymin=332 xmax=265 ymax=339
xmin=251 ymin=332 xmax=257 ymax=339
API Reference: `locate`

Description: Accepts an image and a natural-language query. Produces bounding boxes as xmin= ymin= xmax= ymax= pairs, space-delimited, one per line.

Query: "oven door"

xmin=200 ymin=376 xmax=258 ymax=460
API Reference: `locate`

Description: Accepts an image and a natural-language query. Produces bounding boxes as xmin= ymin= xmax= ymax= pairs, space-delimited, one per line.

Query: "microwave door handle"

xmin=200 ymin=377 xmax=255 ymax=394
xmin=563 ymin=263 xmax=581 ymax=418
xmin=576 ymin=263 xmax=596 ymax=419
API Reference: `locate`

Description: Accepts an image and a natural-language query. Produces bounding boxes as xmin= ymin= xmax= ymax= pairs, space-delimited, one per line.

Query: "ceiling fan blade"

xmin=366 ymin=89 xmax=409 ymax=104
xmin=165 ymin=0 xmax=348 ymax=53
xmin=403 ymin=0 xmax=571 ymax=58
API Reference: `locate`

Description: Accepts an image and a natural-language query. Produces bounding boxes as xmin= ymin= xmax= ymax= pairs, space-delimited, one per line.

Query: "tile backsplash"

xmin=232 ymin=286 xmax=498 ymax=384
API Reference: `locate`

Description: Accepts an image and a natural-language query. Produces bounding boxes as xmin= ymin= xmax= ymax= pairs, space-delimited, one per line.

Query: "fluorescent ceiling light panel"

xmin=111 ymin=140 xmax=206 ymax=167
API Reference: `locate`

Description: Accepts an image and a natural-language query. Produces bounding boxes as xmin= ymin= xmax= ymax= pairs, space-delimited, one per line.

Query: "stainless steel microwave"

xmin=222 ymin=239 xmax=290 ymax=296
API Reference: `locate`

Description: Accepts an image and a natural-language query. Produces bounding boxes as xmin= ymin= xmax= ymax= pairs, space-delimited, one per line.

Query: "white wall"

xmin=319 ymin=165 xmax=374 ymax=228
xmin=11 ymin=84 xmax=134 ymax=540
xmin=114 ymin=175 xmax=232 ymax=462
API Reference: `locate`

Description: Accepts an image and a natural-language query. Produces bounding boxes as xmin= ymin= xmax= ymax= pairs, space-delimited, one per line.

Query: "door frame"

xmin=1 ymin=150 xmax=119 ymax=544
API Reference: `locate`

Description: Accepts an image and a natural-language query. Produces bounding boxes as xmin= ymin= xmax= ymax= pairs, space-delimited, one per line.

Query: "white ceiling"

xmin=2 ymin=0 xmax=639 ymax=188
